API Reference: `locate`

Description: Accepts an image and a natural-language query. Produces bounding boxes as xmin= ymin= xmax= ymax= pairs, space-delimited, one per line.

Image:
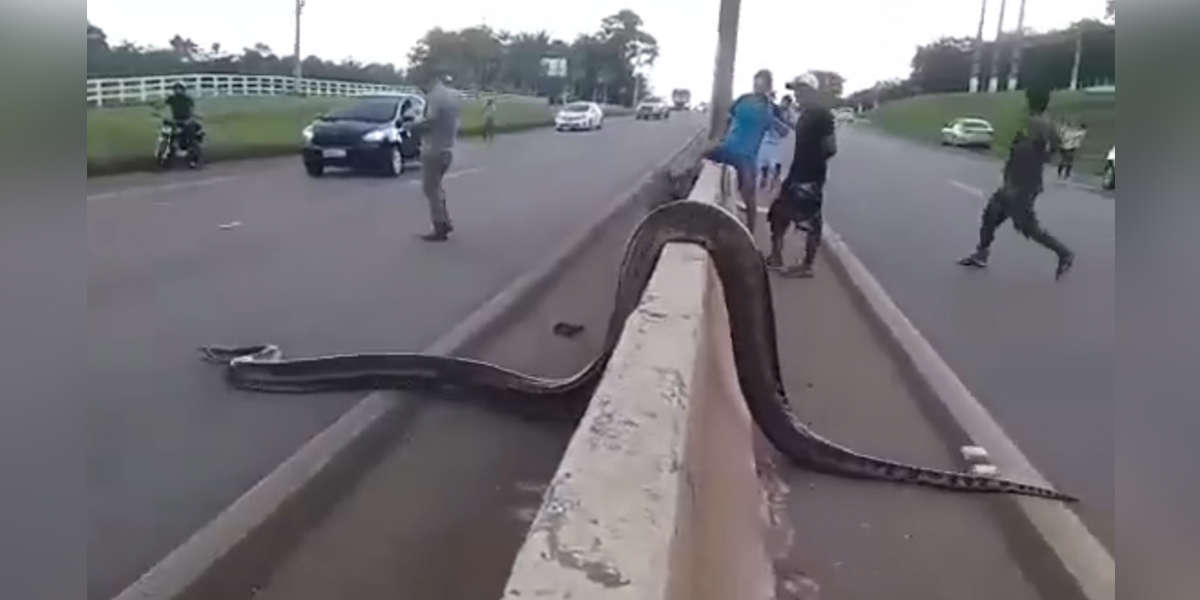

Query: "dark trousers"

xmin=1057 ymin=149 xmax=1076 ymax=178
xmin=422 ymin=150 xmax=453 ymax=229
xmin=975 ymin=186 xmax=1070 ymax=258
xmin=768 ymin=181 xmax=824 ymax=266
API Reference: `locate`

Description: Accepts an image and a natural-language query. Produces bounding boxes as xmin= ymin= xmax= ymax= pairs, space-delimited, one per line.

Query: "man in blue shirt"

xmin=705 ymin=69 xmax=790 ymax=233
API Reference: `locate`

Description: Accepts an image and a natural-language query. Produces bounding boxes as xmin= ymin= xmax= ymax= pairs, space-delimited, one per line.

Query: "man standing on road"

xmin=958 ymin=87 xmax=1075 ymax=279
xmin=482 ymin=97 xmax=497 ymax=142
xmin=411 ymin=71 xmax=462 ymax=242
xmin=704 ymin=69 xmax=790 ymax=233
xmin=764 ymin=73 xmax=836 ymax=279
xmin=1057 ymin=121 xmax=1087 ymax=179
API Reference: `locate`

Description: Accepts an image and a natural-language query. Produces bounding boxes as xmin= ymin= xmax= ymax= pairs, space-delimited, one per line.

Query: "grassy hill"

xmin=864 ymin=90 xmax=1114 ymax=175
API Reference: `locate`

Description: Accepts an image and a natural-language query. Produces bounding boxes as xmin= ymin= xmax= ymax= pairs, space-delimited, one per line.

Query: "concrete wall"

xmin=501 ymin=164 xmax=774 ymax=599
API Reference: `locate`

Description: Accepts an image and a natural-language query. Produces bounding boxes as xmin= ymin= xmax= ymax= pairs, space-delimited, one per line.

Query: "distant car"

xmin=1102 ymin=146 xmax=1115 ymax=190
xmin=832 ymin=107 xmax=856 ymax=123
xmin=636 ymin=98 xmax=671 ymax=120
xmin=940 ymin=117 xmax=995 ymax=148
xmin=555 ymin=102 xmax=604 ymax=131
xmin=301 ymin=94 xmax=424 ymax=177
xmin=696 ymin=101 xmax=710 ymax=113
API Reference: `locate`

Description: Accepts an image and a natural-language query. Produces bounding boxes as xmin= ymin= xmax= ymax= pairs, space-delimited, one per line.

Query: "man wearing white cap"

xmin=765 ymin=72 xmax=837 ymax=278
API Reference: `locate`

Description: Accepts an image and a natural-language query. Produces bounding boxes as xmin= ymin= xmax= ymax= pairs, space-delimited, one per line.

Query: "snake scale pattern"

xmin=202 ymin=200 xmax=1076 ymax=502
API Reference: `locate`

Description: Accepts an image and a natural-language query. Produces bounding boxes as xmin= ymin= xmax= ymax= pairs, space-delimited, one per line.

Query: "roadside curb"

xmin=111 ymin=126 xmax=709 ymax=600
xmin=820 ymin=222 xmax=1115 ymax=600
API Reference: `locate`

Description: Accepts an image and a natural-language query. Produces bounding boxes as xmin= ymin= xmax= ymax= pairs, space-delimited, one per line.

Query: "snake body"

xmin=202 ymin=200 xmax=1076 ymax=502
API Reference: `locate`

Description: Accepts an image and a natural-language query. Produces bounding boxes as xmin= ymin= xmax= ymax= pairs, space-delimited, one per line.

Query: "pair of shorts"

xmin=705 ymin=144 xmax=757 ymax=189
xmin=768 ymin=180 xmax=824 ymax=229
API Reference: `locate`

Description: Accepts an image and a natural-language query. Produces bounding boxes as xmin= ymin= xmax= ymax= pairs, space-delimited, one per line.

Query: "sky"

xmin=87 ymin=0 xmax=1107 ymax=98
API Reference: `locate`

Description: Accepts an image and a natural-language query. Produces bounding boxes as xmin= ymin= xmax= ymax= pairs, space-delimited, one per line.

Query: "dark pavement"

xmin=759 ymin=251 xmax=1044 ymax=599
xmin=86 ymin=113 xmax=703 ymax=599
xmin=249 ymin=183 xmax=652 ymax=600
xmin=810 ymin=124 xmax=1113 ymax=548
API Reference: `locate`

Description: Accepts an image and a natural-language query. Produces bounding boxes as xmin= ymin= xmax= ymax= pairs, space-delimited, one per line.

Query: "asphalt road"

xmin=85 ymin=113 xmax=703 ymax=599
xmin=808 ymin=124 xmax=1114 ymax=548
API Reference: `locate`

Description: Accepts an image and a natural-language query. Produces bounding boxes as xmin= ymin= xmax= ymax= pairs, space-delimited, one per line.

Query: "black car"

xmin=301 ymin=95 xmax=424 ymax=177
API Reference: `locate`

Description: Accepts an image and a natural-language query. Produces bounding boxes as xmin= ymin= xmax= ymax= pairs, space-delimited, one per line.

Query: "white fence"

xmin=86 ymin=73 xmax=548 ymax=107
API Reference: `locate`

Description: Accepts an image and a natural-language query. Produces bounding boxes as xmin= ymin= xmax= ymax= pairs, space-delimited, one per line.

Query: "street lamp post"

xmin=293 ymin=0 xmax=305 ymax=94
xmin=988 ymin=0 xmax=1008 ymax=92
xmin=969 ymin=0 xmax=988 ymax=93
xmin=709 ymin=0 xmax=741 ymax=139
xmin=1007 ymin=0 xmax=1027 ymax=91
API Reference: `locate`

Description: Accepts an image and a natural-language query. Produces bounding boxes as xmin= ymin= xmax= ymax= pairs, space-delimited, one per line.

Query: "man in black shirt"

xmin=958 ymin=87 xmax=1074 ymax=280
xmin=765 ymin=73 xmax=836 ymax=279
xmin=163 ymin=82 xmax=202 ymax=149
xmin=164 ymin=82 xmax=194 ymax=121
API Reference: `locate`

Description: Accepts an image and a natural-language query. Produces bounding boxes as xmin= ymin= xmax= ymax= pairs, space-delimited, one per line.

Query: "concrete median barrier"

xmin=502 ymin=164 xmax=776 ymax=599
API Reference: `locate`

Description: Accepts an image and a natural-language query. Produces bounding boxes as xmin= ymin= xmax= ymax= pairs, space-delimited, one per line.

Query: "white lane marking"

xmin=217 ymin=221 xmax=242 ymax=230
xmin=87 ymin=175 xmax=241 ymax=202
xmin=948 ymin=179 xmax=986 ymax=198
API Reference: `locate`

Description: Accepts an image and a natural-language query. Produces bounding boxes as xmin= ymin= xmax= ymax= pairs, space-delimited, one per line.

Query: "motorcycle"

xmin=155 ymin=117 xmax=204 ymax=169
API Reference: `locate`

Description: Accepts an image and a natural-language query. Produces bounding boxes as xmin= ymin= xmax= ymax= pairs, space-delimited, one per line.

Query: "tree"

xmin=596 ymin=9 xmax=659 ymax=105
xmin=85 ymin=14 xmax=657 ymax=98
xmin=600 ymin=9 xmax=659 ymax=68
xmin=405 ymin=26 xmax=504 ymax=88
xmin=87 ymin=23 xmax=108 ymax=51
xmin=501 ymin=31 xmax=556 ymax=94
xmin=909 ymin=36 xmax=974 ymax=93
xmin=1105 ymin=0 xmax=1115 ymax=20
xmin=808 ymin=70 xmax=845 ymax=98
xmin=168 ymin=35 xmax=200 ymax=62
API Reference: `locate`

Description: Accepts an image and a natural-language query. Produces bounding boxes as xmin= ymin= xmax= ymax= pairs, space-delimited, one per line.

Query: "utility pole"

xmin=1007 ymin=0 xmax=1027 ymax=91
xmin=709 ymin=0 xmax=741 ymax=140
xmin=1069 ymin=27 xmax=1083 ymax=90
xmin=969 ymin=0 xmax=988 ymax=93
xmin=293 ymin=0 xmax=305 ymax=94
xmin=988 ymin=0 xmax=1008 ymax=92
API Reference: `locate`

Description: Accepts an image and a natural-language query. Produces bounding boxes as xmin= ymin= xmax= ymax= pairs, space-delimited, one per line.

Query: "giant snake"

xmin=201 ymin=200 xmax=1076 ymax=502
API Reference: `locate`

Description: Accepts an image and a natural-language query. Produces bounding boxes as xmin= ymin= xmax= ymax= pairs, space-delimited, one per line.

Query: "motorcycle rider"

xmin=162 ymin=82 xmax=202 ymax=158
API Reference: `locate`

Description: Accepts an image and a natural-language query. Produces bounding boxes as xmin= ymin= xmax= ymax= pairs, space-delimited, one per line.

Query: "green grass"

xmin=87 ymin=96 xmax=619 ymax=175
xmin=864 ymin=90 xmax=1115 ymax=175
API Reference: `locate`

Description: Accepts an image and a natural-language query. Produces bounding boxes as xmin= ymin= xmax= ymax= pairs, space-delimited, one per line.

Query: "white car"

xmin=941 ymin=117 xmax=995 ymax=148
xmin=1102 ymin=146 xmax=1115 ymax=190
xmin=555 ymin=102 xmax=604 ymax=131
xmin=635 ymin=98 xmax=671 ymax=120
xmin=832 ymin=107 xmax=856 ymax=123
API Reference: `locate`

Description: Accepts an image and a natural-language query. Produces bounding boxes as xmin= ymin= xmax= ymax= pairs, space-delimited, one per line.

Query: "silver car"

xmin=941 ymin=117 xmax=995 ymax=148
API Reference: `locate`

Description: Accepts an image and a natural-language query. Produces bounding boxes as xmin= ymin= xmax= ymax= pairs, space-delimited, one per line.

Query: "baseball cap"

xmin=785 ymin=73 xmax=820 ymax=91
